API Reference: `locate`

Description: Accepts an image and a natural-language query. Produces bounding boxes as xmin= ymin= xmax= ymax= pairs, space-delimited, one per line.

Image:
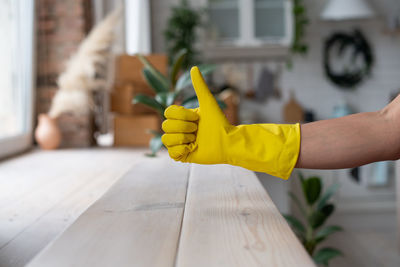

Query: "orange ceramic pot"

xmin=34 ymin=114 xmax=61 ymax=150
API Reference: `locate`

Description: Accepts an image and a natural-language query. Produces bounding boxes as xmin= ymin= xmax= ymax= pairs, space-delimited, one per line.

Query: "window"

xmin=0 ymin=0 xmax=35 ymax=159
xmin=207 ymin=0 xmax=292 ymax=46
xmin=208 ymin=0 xmax=240 ymax=41
xmin=254 ymin=0 xmax=287 ymax=40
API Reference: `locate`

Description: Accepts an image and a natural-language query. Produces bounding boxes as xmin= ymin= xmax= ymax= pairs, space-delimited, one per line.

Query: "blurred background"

xmin=1 ymin=0 xmax=400 ymax=266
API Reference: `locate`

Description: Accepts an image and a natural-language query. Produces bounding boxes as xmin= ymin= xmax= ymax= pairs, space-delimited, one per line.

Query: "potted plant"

xmin=284 ymin=173 xmax=343 ymax=266
xmin=133 ymin=50 xmax=224 ymax=156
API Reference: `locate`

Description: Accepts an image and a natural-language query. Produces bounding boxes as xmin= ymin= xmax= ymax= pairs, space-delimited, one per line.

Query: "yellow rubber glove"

xmin=162 ymin=66 xmax=301 ymax=179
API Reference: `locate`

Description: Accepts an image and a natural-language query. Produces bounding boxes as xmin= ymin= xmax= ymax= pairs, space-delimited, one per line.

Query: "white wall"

xmin=256 ymin=0 xmax=400 ymax=213
xmin=278 ymin=0 xmax=400 ymax=121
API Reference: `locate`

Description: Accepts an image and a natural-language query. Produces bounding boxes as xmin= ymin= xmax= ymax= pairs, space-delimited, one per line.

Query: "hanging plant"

xmin=288 ymin=0 xmax=309 ymax=69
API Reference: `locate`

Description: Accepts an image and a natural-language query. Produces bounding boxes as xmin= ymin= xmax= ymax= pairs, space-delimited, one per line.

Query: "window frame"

xmin=207 ymin=0 xmax=293 ymax=46
xmin=0 ymin=0 xmax=36 ymax=159
xmin=202 ymin=0 xmax=293 ymax=60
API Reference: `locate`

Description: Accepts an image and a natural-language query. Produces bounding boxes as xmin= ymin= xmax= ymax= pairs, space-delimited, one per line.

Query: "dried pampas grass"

xmin=48 ymin=7 xmax=122 ymax=118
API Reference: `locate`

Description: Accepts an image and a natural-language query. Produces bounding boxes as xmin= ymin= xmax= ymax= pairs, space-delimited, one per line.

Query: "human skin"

xmin=295 ymin=94 xmax=400 ymax=169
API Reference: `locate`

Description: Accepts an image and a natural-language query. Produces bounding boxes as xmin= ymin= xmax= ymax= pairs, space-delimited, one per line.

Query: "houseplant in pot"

xmin=284 ymin=173 xmax=343 ymax=266
xmin=133 ymin=49 xmax=225 ymax=156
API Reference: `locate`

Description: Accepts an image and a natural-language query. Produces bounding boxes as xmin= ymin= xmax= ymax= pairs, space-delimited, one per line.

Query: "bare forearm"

xmin=295 ymin=100 xmax=400 ymax=169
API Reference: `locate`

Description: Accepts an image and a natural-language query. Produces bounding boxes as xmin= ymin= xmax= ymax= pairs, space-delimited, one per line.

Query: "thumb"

xmin=190 ymin=66 xmax=219 ymax=109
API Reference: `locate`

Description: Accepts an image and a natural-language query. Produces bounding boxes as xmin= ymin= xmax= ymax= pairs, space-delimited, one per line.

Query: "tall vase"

xmin=34 ymin=114 xmax=61 ymax=150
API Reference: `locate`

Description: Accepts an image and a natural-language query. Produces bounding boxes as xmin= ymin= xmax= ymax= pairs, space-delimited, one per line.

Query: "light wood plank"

xmin=0 ymin=150 xmax=140 ymax=267
xmin=0 ymin=150 xmax=137 ymax=249
xmin=0 ymin=148 xmax=147 ymax=267
xmin=27 ymin=157 xmax=189 ymax=267
xmin=175 ymin=164 xmax=315 ymax=267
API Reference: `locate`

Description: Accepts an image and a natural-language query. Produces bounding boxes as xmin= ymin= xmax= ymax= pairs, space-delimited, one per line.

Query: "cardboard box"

xmin=114 ymin=54 xmax=167 ymax=89
xmin=111 ymin=83 xmax=156 ymax=115
xmin=113 ymin=114 xmax=160 ymax=147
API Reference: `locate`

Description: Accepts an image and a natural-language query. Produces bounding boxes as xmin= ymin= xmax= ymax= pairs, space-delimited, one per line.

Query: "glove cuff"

xmin=226 ymin=123 xmax=301 ymax=180
xmin=276 ymin=123 xmax=301 ymax=180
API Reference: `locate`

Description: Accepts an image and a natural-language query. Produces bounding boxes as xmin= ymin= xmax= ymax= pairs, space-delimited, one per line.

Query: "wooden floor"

xmin=0 ymin=148 xmax=147 ymax=267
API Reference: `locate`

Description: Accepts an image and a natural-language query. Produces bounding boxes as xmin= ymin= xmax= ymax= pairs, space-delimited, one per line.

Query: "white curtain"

xmin=125 ymin=0 xmax=151 ymax=54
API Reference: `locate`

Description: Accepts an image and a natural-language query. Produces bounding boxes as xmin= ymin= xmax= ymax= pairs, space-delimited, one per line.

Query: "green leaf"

xmin=167 ymin=92 xmax=177 ymax=107
xmin=217 ymin=99 xmax=227 ymax=110
xmin=182 ymin=94 xmax=198 ymax=106
xmin=182 ymin=95 xmax=226 ymax=110
xmin=315 ymin=225 xmax=343 ymax=243
xmin=320 ymin=204 xmax=335 ymax=218
xmin=309 ymin=204 xmax=335 ymax=230
xmin=166 ymin=92 xmax=178 ymax=106
xmin=137 ymin=54 xmax=169 ymax=91
xmin=302 ymin=177 xmax=322 ymax=206
xmin=313 ymin=247 xmax=343 ymax=266
xmin=133 ymin=94 xmax=165 ymax=115
xmin=309 ymin=210 xmax=327 ymax=229
xmin=288 ymin=191 xmax=307 ymax=218
xmin=182 ymin=98 xmax=199 ymax=109
xmin=298 ymin=171 xmax=305 ymax=183
xmin=142 ymin=67 xmax=169 ymax=93
xmin=317 ymin=183 xmax=339 ymax=210
xmin=170 ymin=49 xmax=187 ymax=87
xmin=175 ymin=64 xmax=216 ymax=91
xmin=304 ymin=239 xmax=317 ymax=255
xmin=147 ymin=134 xmax=164 ymax=157
xmin=147 ymin=129 xmax=163 ymax=136
xmin=283 ymin=215 xmax=306 ymax=237
xmin=155 ymin=93 xmax=167 ymax=107
xmin=155 ymin=92 xmax=178 ymax=107
xmin=175 ymin=69 xmax=191 ymax=91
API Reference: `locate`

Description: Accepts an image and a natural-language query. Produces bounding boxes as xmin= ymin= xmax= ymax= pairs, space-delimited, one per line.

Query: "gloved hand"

xmin=161 ymin=66 xmax=301 ymax=179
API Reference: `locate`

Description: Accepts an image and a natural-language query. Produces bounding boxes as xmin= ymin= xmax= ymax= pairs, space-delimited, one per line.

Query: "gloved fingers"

xmin=161 ymin=133 xmax=195 ymax=147
xmin=164 ymin=105 xmax=199 ymax=121
xmin=162 ymin=119 xmax=197 ymax=133
xmin=190 ymin=66 xmax=218 ymax=107
xmin=167 ymin=144 xmax=189 ymax=161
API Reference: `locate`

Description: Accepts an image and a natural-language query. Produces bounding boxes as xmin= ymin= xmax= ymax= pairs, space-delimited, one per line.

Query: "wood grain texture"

xmin=0 ymin=149 xmax=146 ymax=267
xmin=25 ymin=157 xmax=313 ymax=267
xmin=27 ymin=157 xmax=189 ymax=267
xmin=175 ymin=164 xmax=315 ymax=267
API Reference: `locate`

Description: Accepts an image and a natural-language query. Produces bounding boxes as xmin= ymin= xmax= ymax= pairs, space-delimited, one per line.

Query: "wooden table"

xmin=27 ymin=157 xmax=315 ymax=267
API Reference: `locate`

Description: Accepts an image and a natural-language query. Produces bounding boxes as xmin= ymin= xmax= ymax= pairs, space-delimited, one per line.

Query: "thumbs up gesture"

xmin=162 ymin=66 xmax=301 ymax=179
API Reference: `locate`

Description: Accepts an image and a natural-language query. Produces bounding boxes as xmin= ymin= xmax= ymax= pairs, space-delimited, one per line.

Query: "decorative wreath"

xmin=323 ymin=29 xmax=374 ymax=89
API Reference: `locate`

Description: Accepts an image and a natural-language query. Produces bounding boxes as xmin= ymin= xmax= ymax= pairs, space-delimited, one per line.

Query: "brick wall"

xmin=36 ymin=0 xmax=92 ymax=115
xmin=36 ymin=0 xmax=95 ymax=147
